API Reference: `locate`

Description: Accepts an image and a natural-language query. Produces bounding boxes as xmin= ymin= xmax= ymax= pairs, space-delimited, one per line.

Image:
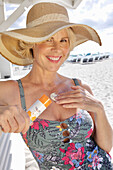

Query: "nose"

xmin=51 ymin=42 xmax=61 ymax=52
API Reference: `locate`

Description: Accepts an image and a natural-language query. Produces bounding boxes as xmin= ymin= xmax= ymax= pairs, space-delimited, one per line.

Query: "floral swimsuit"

xmin=17 ymin=79 xmax=112 ymax=170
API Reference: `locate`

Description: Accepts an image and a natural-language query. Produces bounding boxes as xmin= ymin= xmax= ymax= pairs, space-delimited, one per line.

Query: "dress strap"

xmin=72 ymin=78 xmax=80 ymax=86
xmin=17 ymin=79 xmax=27 ymax=111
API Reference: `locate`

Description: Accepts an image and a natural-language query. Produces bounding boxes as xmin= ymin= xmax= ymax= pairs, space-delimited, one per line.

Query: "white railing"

xmin=0 ymin=132 xmax=26 ymax=170
xmin=0 ymin=133 xmax=12 ymax=170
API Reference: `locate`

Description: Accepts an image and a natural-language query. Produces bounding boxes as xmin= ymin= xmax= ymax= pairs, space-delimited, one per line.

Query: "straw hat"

xmin=0 ymin=2 xmax=102 ymax=66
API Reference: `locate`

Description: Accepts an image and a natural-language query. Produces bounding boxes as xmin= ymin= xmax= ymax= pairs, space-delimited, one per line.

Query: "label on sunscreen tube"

xmin=27 ymin=94 xmax=52 ymax=124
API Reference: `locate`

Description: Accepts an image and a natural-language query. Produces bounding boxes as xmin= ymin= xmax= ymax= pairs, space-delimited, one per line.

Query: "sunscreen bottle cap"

xmin=39 ymin=94 xmax=52 ymax=107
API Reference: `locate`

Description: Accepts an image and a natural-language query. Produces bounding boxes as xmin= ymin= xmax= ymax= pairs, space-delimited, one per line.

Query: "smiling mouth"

xmin=46 ymin=56 xmax=62 ymax=62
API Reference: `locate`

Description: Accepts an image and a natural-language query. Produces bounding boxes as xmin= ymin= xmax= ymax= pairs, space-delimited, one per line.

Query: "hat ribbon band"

xmin=27 ymin=13 xmax=69 ymax=28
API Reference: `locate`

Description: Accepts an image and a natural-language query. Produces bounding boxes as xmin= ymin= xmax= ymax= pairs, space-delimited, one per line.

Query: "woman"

xmin=0 ymin=2 xmax=112 ymax=170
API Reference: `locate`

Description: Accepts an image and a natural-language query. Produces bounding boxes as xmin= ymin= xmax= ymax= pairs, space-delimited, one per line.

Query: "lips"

xmin=46 ymin=56 xmax=62 ymax=63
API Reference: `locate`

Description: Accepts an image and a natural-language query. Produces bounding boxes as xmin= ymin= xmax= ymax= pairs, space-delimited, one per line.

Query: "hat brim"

xmin=0 ymin=21 xmax=102 ymax=66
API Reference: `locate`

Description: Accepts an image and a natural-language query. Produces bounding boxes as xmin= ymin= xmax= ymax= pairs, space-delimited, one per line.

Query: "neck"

xmin=25 ymin=64 xmax=61 ymax=88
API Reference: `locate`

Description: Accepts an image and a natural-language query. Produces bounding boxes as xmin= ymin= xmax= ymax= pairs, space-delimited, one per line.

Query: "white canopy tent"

xmin=0 ymin=0 xmax=83 ymax=32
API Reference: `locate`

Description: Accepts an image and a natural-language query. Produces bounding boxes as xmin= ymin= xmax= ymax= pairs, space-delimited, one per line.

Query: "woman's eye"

xmin=60 ymin=39 xmax=68 ymax=42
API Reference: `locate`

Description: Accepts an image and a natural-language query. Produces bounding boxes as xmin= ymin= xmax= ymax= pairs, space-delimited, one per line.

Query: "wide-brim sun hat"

xmin=0 ymin=2 xmax=102 ymax=66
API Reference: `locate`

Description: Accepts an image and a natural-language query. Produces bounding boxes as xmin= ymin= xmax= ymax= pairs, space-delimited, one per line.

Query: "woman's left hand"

xmin=55 ymin=86 xmax=103 ymax=114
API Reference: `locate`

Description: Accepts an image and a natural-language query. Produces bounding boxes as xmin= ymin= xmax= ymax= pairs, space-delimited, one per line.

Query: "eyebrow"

xmin=50 ymin=37 xmax=69 ymax=39
xmin=62 ymin=37 xmax=69 ymax=39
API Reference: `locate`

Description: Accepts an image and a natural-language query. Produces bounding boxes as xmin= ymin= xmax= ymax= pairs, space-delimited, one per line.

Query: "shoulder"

xmin=0 ymin=80 xmax=19 ymax=105
xmin=0 ymin=80 xmax=17 ymax=89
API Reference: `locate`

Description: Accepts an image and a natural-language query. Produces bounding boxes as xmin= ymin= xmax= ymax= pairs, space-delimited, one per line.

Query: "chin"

xmin=47 ymin=66 xmax=60 ymax=72
xmin=49 ymin=68 xmax=59 ymax=72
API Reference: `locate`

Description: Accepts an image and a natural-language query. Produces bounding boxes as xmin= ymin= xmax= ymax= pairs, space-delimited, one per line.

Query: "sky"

xmin=4 ymin=0 xmax=113 ymax=54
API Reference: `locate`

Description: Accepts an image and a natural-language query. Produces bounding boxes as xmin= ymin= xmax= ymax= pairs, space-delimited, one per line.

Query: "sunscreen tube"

xmin=27 ymin=94 xmax=52 ymax=124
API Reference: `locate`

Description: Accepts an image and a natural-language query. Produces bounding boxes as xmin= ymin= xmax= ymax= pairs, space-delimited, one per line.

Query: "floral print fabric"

xmin=22 ymin=110 xmax=112 ymax=170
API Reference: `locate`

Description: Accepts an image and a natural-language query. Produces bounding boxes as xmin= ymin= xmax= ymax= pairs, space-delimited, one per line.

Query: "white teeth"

xmin=47 ymin=56 xmax=61 ymax=61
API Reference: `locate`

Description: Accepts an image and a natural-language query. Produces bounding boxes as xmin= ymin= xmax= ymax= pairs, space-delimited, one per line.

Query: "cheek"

xmin=33 ymin=45 xmax=45 ymax=58
xmin=34 ymin=43 xmax=46 ymax=52
xmin=63 ymin=46 xmax=70 ymax=56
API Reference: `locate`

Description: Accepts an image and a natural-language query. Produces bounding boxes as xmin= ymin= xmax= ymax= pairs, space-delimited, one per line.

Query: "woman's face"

xmin=33 ymin=29 xmax=70 ymax=72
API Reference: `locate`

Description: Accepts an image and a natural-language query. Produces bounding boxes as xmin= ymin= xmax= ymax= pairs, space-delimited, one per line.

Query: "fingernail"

xmin=50 ymin=93 xmax=58 ymax=101
xmin=22 ymin=131 xmax=26 ymax=134
xmin=56 ymin=101 xmax=60 ymax=104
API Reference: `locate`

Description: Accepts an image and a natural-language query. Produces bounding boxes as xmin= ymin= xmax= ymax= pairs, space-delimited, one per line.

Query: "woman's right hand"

xmin=0 ymin=105 xmax=30 ymax=134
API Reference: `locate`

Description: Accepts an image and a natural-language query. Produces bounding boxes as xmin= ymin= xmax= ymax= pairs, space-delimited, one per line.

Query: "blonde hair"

xmin=16 ymin=27 xmax=76 ymax=59
xmin=66 ymin=27 xmax=76 ymax=51
xmin=16 ymin=40 xmax=34 ymax=59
